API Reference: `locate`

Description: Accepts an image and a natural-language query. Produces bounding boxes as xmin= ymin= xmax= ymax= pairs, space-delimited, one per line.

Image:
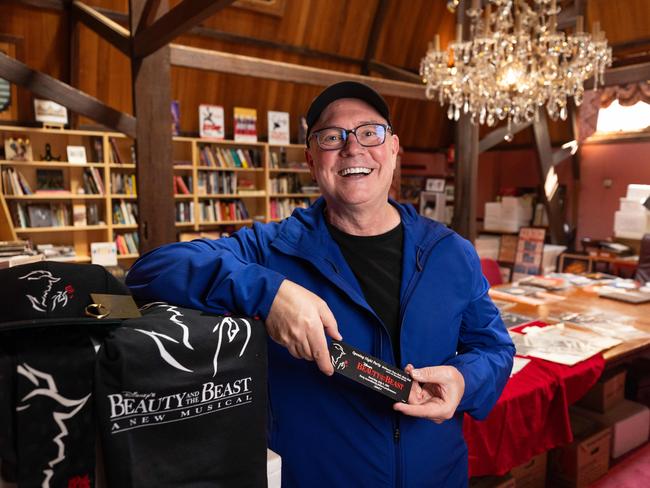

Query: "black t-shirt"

xmin=326 ymin=221 xmax=403 ymax=364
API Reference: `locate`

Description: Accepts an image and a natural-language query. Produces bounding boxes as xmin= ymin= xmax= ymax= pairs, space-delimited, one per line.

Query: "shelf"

xmin=112 ymin=224 xmax=138 ymax=230
xmin=109 ymin=164 xmax=136 ymax=169
xmin=6 ymin=193 xmax=105 ymax=200
xmin=117 ymin=253 xmax=139 ymax=259
xmin=268 ymin=143 xmax=307 ymax=149
xmin=111 ymin=194 xmax=137 ymax=199
xmin=196 ymin=166 xmax=264 ymax=172
xmin=175 ymin=222 xmax=195 ymax=227
xmin=269 ymin=167 xmax=311 ymax=173
xmin=0 ymin=126 xmax=106 ymax=137
xmin=271 ymin=193 xmax=320 ymax=198
xmin=0 ymin=160 xmax=104 ymax=168
xmin=174 ymin=194 xmax=194 ymax=199
xmin=198 ymin=193 xmax=248 ymax=199
xmin=15 ymin=225 xmax=108 ymax=233
xmin=198 ymin=219 xmax=253 ymax=225
xmin=173 ymin=165 xmax=194 ymax=170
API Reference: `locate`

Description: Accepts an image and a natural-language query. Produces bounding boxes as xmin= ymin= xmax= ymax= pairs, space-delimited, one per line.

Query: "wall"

xmin=578 ymin=141 xmax=650 ymax=242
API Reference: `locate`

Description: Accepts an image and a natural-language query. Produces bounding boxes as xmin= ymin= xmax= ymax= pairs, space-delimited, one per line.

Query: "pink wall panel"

xmin=577 ymin=142 xmax=650 ymax=241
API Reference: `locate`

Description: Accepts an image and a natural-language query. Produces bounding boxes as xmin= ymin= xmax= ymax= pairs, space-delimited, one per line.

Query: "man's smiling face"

xmin=305 ymin=98 xmax=399 ymax=212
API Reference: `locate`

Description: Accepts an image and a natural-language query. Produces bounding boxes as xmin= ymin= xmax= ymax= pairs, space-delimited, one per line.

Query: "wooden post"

xmin=532 ymin=110 xmax=566 ymax=245
xmin=130 ymin=0 xmax=175 ymax=252
xmin=451 ymin=0 xmax=479 ymax=243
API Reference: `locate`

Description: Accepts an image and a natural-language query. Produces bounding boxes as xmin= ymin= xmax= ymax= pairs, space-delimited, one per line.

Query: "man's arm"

xmin=442 ymin=241 xmax=515 ymax=419
xmin=126 ymin=223 xmax=340 ymax=374
xmin=394 ymin=240 xmax=514 ymax=421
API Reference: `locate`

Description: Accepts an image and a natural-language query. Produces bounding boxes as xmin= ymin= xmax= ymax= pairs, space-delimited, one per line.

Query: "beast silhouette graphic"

xmin=16 ymin=363 xmax=91 ymax=488
xmin=19 ymin=269 xmax=71 ymax=313
xmin=133 ymin=303 xmax=251 ymax=377
xmin=330 ymin=343 xmax=349 ymax=370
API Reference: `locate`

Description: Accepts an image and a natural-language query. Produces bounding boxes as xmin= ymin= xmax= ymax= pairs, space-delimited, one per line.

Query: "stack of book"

xmin=112 ymin=200 xmax=138 ymax=225
xmin=1 ymin=168 xmax=33 ymax=195
xmin=198 ymin=146 xmax=262 ymax=168
xmin=115 ymin=232 xmax=139 ymax=255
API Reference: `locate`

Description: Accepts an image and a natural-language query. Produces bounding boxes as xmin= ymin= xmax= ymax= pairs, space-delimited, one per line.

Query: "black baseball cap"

xmin=305 ymin=81 xmax=391 ymax=139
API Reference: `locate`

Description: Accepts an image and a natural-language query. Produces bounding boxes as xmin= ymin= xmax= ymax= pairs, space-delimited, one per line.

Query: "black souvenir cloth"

xmin=0 ymin=261 xmax=129 ymax=487
xmin=14 ymin=327 xmax=96 ymax=488
xmin=95 ymin=304 xmax=268 ymax=488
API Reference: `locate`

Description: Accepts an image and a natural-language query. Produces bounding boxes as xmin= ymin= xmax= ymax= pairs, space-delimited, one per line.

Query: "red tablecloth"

xmin=464 ymin=352 xmax=605 ymax=476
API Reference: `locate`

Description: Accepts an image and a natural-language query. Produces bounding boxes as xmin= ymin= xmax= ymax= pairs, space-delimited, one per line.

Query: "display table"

xmin=465 ymin=350 xmax=604 ymax=476
xmin=465 ymin=285 xmax=650 ymax=476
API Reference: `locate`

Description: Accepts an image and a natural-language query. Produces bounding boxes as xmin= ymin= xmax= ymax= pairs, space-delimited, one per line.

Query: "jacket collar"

xmin=270 ymin=197 xmax=454 ymax=297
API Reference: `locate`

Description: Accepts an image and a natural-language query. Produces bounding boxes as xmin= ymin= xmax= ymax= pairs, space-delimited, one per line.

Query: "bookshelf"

xmin=0 ymin=126 xmax=320 ymax=262
xmin=0 ymin=126 xmax=139 ymax=263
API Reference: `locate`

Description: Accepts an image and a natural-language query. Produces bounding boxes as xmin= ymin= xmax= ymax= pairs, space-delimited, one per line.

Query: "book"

xmin=199 ymin=104 xmax=225 ymax=139
xmin=73 ymin=203 xmax=87 ymax=226
xmin=268 ymin=111 xmax=290 ymax=145
xmin=171 ymin=100 xmax=181 ymax=136
xmin=234 ymin=107 xmax=258 ymax=143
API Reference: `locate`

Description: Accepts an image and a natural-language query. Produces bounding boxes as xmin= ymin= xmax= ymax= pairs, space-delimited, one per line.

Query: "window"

xmin=596 ymin=100 xmax=650 ymax=134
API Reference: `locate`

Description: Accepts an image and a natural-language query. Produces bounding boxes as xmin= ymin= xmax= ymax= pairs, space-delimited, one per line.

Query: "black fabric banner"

xmin=95 ymin=304 xmax=268 ymax=488
xmin=14 ymin=326 xmax=96 ymax=488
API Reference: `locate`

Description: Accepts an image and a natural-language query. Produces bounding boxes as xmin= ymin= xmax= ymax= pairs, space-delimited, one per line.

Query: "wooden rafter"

xmin=0 ymin=52 xmax=136 ymax=137
xmin=133 ymin=0 xmax=236 ymax=58
xmin=478 ymin=122 xmax=533 ymax=153
xmin=585 ymin=61 xmax=650 ymax=88
xmin=71 ymin=1 xmax=131 ymax=56
xmin=169 ymin=44 xmax=427 ymax=100
xmin=362 ymin=0 xmax=389 ymax=75
xmin=368 ymin=60 xmax=421 ymax=83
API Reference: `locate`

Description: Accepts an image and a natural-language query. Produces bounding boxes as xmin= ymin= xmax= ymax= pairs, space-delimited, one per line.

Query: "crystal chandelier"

xmin=420 ymin=0 xmax=612 ymax=140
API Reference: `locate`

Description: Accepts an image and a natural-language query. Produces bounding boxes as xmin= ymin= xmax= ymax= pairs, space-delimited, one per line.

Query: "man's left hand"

xmin=393 ymin=364 xmax=465 ymax=423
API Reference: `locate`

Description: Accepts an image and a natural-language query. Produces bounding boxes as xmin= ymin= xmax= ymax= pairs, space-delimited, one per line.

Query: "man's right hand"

xmin=266 ymin=279 xmax=342 ymax=375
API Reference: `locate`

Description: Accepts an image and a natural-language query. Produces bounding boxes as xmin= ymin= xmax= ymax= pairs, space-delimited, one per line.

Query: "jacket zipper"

xmin=393 ymin=414 xmax=402 ymax=488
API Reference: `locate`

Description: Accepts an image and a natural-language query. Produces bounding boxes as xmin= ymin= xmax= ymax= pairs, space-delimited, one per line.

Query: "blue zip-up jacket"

xmin=126 ymin=198 xmax=515 ymax=487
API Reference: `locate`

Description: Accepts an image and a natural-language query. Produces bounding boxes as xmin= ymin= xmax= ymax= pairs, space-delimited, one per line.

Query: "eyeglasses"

xmin=308 ymin=123 xmax=392 ymax=151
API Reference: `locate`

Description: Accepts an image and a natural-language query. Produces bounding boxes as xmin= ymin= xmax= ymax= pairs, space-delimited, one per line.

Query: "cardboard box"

xmin=548 ymin=412 xmax=611 ymax=488
xmin=469 ymin=473 xmax=516 ymax=488
xmin=573 ymin=400 xmax=650 ymax=459
xmin=576 ymin=368 xmax=626 ymax=413
xmin=510 ymin=451 xmax=547 ymax=488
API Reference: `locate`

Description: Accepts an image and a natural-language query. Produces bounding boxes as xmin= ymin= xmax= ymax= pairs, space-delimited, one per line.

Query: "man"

xmin=126 ymin=81 xmax=514 ymax=487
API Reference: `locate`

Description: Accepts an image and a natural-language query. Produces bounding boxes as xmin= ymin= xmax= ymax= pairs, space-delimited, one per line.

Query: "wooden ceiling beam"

xmin=362 ymin=0 xmax=389 ymax=75
xmin=584 ymin=61 xmax=650 ymax=88
xmin=71 ymin=1 xmax=131 ymax=56
xmin=368 ymin=60 xmax=421 ymax=83
xmin=133 ymin=0 xmax=236 ymax=58
xmin=0 ymin=52 xmax=136 ymax=137
xmin=8 ymin=0 xmax=64 ymax=9
xmin=478 ymin=121 xmax=532 ymax=153
xmin=169 ymin=44 xmax=427 ymax=99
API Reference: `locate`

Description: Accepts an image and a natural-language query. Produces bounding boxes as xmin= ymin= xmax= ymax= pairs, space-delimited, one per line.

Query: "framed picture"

xmin=425 ymin=178 xmax=445 ymax=193
xmin=512 ymin=227 xmax=546 ymax=281
xmin=33 ymin=99 xmax=68 ymax=125
xmin=4 ymin=137 xmax=33 ymax=161
xmin=27 ymin=204 xmax=52 ymax=227
xmin=91 ymin=242 xmax=118 ymax=266
xmin=419 ymin=191 xmax=447 ymax=221
xmin=66 ymin=145 xmax=87 ymax=164
xmin=36 ymin=169 xmax=65 ymax=192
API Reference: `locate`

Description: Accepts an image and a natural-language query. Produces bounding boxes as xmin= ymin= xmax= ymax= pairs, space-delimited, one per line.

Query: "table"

xmin=498 ymin=286 xmax=650 ymax=366
xmin=464 ymin=286 xmax=650 ymax=476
